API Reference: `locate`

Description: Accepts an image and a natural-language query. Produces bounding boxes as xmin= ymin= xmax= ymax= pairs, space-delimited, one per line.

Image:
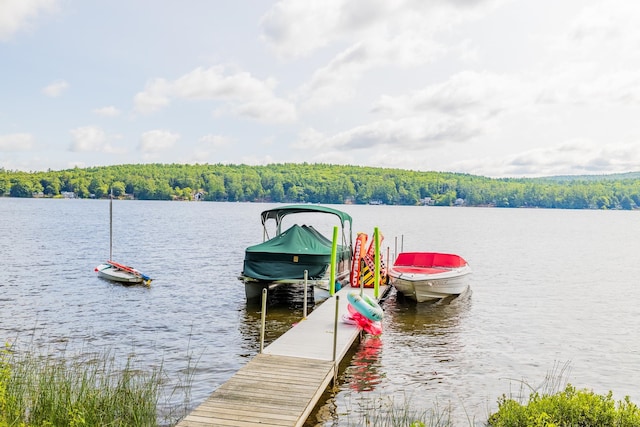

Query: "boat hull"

xmin=389 ymin=252 xmax=471 ymax=302
xmin=95 ymin=263 xmax=148 ymax=285
xmin=390 ymin=269 xmax=471 ymax=302
xmin=241 ymin=267 xmax=350 ymax=300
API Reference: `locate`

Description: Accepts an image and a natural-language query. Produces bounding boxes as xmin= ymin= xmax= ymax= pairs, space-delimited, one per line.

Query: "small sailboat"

xmin=94 ymin=190 xmax=152 ymax=286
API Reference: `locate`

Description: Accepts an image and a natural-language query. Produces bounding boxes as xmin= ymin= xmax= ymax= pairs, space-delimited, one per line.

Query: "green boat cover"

xmin=243 ymin=224 xmax=350 ymax=281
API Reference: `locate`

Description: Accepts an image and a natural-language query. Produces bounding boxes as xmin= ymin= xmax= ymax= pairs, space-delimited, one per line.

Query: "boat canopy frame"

xmin=260 ymin=204 xmax=353 ymax=249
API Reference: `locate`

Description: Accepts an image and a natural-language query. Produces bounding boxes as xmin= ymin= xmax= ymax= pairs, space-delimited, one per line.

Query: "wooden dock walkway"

xmin=176 ymin=285 xmax=388 ymax=427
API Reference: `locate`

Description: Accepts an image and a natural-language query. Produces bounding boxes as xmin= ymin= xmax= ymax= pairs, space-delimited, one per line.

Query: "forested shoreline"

xmin=2 ymin=163 xmax=640 ymax=209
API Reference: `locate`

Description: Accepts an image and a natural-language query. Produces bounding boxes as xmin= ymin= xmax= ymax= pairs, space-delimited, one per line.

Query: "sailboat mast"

xmin=109 ymin=188 xmax=113 ymax=261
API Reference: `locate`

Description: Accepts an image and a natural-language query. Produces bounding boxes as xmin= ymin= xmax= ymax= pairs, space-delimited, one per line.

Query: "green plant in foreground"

xmin=0 ymin=343 xmax=25 ymax=427
xmin=345 ymin=393 xmax=456 ymax=427
xmin=0 ymin=343 xmax=175 ymax=427
xmin=488 ymin=384 xmax=640 ymax=427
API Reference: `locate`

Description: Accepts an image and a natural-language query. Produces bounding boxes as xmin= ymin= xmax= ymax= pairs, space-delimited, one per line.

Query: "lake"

xmin=1 ymin=198 xmax=639 ymax=426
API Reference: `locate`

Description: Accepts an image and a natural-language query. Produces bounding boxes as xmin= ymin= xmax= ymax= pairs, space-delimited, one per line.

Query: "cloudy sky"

xmin=2 ymin=0 xmax=640 ymax=177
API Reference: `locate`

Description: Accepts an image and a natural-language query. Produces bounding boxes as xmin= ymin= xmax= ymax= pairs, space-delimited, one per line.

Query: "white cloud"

xmin=266 ymin=0 xmax=498 ymax=110
xmin=374 ymin=70 xmax=528 ymax=117
xmin=260 ymin=0 xmax=346 ymax=59
xmin=451 ymin=139 xmax=640 ymax=178
xmin=199 ymin=134 xmax=230 ymax=148
xmin=562 ymin=0 xmax=640 ymax=60
xmin=42 ymin=79 xmax=69 ymax=97
xmin=134 ymin=66 xmax=296 ymax=123
xmin=0 ymin=0 xmax=56 ymax=41
xmin=69 ymin=126 xmax=123 ymax=153
xmin=294 ymin=115 xmax=484 ymax=153
xmin=139 ymin=130 xmax=180 ymax=153
xmin=227 ymin=97 xmax=296 ymax=123
xmin=93 ymin=106 xmax=121 ymax=117
xmin=133 ymin=78 xmax=171 ymax=114
xmin=533 ymin=0 xmax=640 ymax=109
xmin=0 ymin=133 xmax=34 ymax=151
xmin=69 ymin=126 xmax=107 ymax=152
xmin=260 ymin=0 xmax=485 ymax=59
xmin=171 ymin=66 xmax=272 ymax=100
xmin=294 ymin=70 xmax=521 ymax=158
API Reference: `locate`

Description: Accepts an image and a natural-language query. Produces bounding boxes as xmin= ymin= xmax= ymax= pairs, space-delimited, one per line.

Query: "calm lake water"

xmin=1 ymin=198 xmax=639 ymax=426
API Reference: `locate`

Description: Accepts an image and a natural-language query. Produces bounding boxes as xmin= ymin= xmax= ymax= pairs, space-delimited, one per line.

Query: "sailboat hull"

xmin=95 ymin=263 xmax=148 ymax=285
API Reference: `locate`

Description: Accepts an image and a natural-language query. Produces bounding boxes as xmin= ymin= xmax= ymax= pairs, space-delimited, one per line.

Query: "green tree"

xmin=10 ymin=179 xmax=34 ymax=197
xmin=111 ymin=181 xmax=126 ymax=197
xmin=203 ymin=174 xmax=226 ymax=200
xmin=40 ymin=177 xmax=61 ymax=196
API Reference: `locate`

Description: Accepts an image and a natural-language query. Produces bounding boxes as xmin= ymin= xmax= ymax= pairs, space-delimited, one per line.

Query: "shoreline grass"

xmin=0 ymin=342 xmax=193 ymax=427
xmin=4 ymin=347 xmax=639 ymax=427
xmin=341 ymin=362 xmax=640 ymax=427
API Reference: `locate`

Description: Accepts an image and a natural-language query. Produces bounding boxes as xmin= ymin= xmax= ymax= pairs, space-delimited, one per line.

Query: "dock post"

xmin=330 ymin=226 xmax=338 ymax=295
xmin=332 ymin=295 xmax=339 ymax=387
xmin=374 ymin=227 xmax=380 ymax=299
xmin=259 ymin=288 xmax=267 ymax=353
xmin=394 ymin=236 xmax=398 ymax=261
xmin=386 ymin=247 xmax=390 ymax=275
xmin=303 ymin=270 xmax=308 ymax=319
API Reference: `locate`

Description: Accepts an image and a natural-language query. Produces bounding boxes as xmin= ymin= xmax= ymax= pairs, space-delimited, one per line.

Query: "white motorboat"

xmin=388 ymin=252 xmax=471 ymax=302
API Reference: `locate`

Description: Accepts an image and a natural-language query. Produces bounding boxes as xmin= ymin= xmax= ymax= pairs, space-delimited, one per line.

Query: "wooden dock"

xmin=176 ymin=285 xmax=388 ymax=427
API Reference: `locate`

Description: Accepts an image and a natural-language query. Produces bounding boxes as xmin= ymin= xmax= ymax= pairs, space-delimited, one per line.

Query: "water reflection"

xmin=238 ymin=284 xmax=328 ymax=355
xmin=345 ymin=336 xmax=384 ymax=392
xmin=385 ymin=288 xmax=473 ymax=334
xmin=381 ymin=289 xmax=472 ymax=387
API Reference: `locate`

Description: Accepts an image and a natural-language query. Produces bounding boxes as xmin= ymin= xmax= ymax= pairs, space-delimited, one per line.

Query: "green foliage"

xmin=2 ymin=163 xmax=640 ymax=209
xmin=0 ymin=343 xmax=172 ymax=427
xmin=488 ymin=384 xmax=640 ymax=427
xmin=111 ymin=181 xmax=126 ymax=196
xmin=345 ymin=393 xmax=455 ymax=427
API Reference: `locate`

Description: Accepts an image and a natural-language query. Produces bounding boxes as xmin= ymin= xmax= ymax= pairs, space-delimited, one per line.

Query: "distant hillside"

xmin=539 ymin=171 xmax=640 ymax=182
xmin=1 ymin=163 xmax=640 ymax=210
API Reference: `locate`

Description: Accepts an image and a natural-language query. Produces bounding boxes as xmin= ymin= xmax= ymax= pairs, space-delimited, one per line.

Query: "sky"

xmin=2 ymin=0 xmax=640 ymax=178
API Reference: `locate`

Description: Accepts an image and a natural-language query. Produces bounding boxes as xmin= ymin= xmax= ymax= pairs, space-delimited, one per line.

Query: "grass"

xmin=0 ymin=341 xmax=194 ymax=427
xmin=487 ymin=362 xmax=640 ymax=427
xmin=3 ymin=346 xmax=639 ymax=427
xmin=343 ymin=362 xmax=640 ymax=427
xmin=342 ymin=393 xmax=458 ymax=427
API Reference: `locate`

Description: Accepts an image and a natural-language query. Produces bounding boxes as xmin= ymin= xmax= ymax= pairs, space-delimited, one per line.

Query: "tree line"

xmin=1 ymin=163 xmax=640 ymax=209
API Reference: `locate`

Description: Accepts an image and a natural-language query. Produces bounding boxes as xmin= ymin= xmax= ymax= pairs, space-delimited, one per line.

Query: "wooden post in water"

xmin=330 ymin=226 xmax=338 ymax=295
